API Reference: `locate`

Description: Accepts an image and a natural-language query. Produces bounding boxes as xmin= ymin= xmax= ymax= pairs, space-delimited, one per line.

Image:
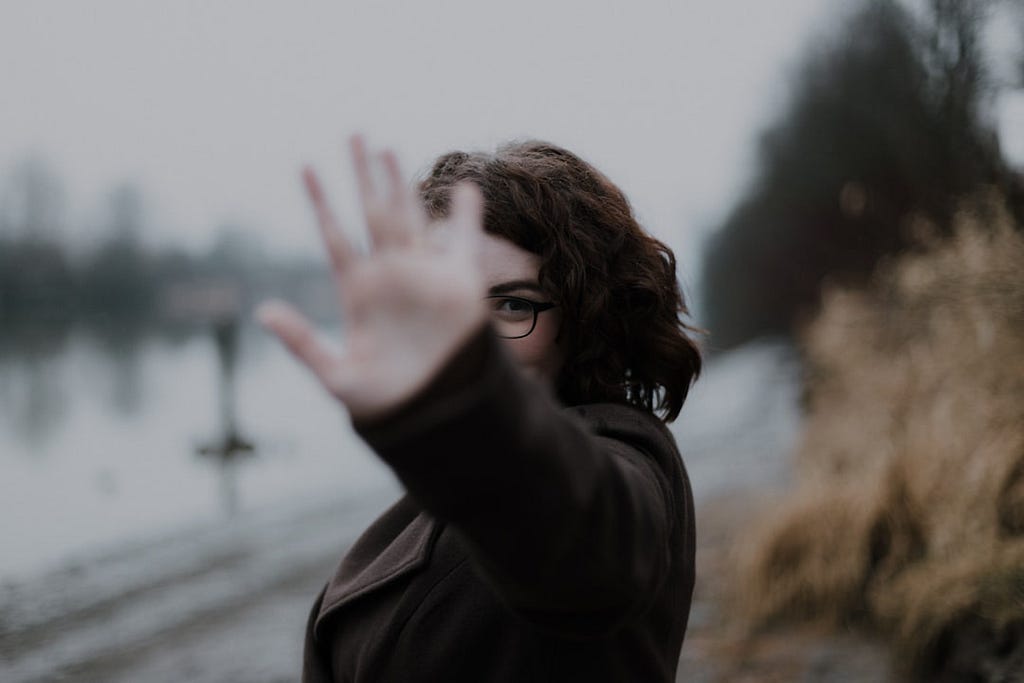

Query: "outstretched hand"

xmin=257 ymin=135 xmax=488 ymax=422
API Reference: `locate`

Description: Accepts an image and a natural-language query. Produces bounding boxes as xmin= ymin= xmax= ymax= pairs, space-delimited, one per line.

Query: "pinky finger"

xmin=256 ymin=299 xmax=340 ymax=385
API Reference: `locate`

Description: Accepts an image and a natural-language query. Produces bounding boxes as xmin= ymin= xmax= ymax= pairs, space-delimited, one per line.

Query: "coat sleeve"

xmin=352 ymin=324 xmax=690 ymax=635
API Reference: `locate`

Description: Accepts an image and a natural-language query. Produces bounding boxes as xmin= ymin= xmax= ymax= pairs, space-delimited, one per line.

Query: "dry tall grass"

xmin=729 ymin=194 xmax=1024 ymax=680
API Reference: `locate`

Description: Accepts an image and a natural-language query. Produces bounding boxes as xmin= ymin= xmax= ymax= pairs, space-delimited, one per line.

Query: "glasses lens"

xmin=488 ymin=297 xmax=536 ymax=339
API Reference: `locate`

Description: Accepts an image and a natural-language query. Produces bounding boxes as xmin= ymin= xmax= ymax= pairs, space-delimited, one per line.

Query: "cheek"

xmin=501 ymin=313 xmax=564 ymax=381
xmin=506 ymin=335 xmax=548 ymax=366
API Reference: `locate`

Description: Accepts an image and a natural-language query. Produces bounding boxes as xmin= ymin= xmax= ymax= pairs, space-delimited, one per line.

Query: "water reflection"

xmin=0 ymin=310 xmax=388 ymax=581
xmin=0 ymin=318 xmax=205 ymax=448
xmin=86 ymin=318 xmax=149 ymax=417
xmin=0 ymin=321 xmax=72 ymax=448
xmin=0 ymin=314 xmax=256 ymax=522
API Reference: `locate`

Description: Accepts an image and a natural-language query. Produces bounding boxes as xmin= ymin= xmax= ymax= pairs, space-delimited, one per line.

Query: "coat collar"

xmin=314 ymin=495 xmax=439 ymax=639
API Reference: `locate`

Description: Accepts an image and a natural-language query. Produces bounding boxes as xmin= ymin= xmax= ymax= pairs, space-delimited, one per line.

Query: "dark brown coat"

xmin=302 ymin=328 xmax=695 ymax=682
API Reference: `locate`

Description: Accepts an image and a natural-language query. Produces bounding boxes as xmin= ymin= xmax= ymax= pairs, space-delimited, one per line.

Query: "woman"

xmin=258 ymin=136 xmax=702 ymax=682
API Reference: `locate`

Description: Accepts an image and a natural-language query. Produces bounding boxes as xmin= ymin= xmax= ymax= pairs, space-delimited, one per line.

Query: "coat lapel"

xmin=314 ymin=495 xmax=439 ymax=639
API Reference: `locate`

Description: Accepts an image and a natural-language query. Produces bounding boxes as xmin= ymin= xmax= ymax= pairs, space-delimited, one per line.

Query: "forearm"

xmin=354 ymin=326 xmax=676 ymax=622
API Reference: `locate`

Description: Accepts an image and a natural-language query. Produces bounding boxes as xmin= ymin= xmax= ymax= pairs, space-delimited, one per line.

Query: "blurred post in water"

xmin=197 ymin=309 xmax=257 ymax=517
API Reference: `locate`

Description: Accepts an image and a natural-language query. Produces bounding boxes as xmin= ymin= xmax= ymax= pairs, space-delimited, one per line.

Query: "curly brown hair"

xmin=419 ymin=140 xmax=702 ymax=422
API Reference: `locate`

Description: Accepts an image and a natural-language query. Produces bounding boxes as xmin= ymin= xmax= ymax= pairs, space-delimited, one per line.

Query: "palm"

xmin=258 ymin=136 xmax=487 ymax=421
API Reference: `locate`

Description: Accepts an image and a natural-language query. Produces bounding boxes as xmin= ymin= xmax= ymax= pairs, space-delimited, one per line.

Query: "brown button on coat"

xmin=302 ymin=329 xmax=695 ymax=682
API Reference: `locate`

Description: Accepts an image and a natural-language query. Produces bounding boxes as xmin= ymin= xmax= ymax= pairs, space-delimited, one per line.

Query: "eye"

xmin=489 ymin=297 xmax=534 ymax=322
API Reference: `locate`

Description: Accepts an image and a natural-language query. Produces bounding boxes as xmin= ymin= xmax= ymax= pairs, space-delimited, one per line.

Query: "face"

xmin=475 ymin=233 xmax=564 ymax=384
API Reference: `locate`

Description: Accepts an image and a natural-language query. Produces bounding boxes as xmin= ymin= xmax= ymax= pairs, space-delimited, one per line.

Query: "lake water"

xmin=0 ymin=322 xmax=801 ymax=582
xmin=0 ymin=324 xmax=804 ymax=682
xmin=0 ymin=322 xmax=396 ymax=583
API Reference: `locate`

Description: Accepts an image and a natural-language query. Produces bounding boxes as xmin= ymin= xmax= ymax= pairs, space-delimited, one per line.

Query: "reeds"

xmin=728 ymin=194 xmax=1024 ymax=680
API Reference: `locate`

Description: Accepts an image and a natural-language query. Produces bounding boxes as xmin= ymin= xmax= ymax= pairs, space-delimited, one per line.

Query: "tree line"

xmin=0 ymin=158 xmax=328 ymax=326
xmin=699 ymin=0 xmax=1024 ymax=351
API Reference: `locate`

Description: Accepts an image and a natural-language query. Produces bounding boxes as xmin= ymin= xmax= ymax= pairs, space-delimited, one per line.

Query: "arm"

xmin=355 ymin=325 xmax=683 ymax=632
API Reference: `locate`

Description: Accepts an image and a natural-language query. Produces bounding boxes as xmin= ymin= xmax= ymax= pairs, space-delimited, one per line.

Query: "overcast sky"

xmin=1 ymin=0 xmax=1020 ymax=287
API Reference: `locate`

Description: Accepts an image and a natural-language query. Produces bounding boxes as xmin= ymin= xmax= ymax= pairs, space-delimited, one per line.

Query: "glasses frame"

xmin=484 ymin=295 xmax=556 ymax=339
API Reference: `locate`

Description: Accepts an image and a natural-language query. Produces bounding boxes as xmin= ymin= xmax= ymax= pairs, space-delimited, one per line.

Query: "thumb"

xmin=256 ymin=299 xmax=340 ymax=384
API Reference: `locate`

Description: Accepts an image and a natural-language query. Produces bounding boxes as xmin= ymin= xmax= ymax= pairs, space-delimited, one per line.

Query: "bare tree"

xmin=0 ymin=156 xmax=65 ymax=243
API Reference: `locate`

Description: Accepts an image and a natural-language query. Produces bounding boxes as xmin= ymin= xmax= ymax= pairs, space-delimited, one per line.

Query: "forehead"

xmin=475 ymin=233 xmax=541 ymax=286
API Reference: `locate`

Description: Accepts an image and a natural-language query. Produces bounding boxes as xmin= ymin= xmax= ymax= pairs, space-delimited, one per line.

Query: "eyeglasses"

xmin=484 ymin=295 xmax=556 ymax=339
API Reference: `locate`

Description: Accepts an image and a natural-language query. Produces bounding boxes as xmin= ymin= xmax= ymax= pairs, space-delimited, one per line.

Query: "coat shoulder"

xmin=568 ymin=402 xmax=679 ymax=457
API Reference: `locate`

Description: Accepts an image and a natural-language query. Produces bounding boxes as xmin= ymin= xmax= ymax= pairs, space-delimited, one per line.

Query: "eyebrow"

xmin=488 ymin=280 xmax=546 ymax=296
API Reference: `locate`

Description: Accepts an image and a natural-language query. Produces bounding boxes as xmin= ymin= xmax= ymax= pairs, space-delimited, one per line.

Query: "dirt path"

xmin=0 ymin=490 xmax=392 ymax=683
xmin=2 ymin=488 xmax=893 ymax=683
xmin=2 ymin=342 xmax=896 ymax=682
